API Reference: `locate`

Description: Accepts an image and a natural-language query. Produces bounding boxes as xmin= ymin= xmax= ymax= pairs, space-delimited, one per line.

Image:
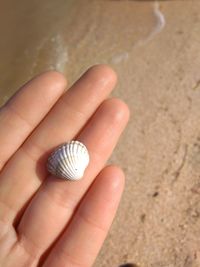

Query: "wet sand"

xmin=1 ymin=1 xmax=200 ymax=266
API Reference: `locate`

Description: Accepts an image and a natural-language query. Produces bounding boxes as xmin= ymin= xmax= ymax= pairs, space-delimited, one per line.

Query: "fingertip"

xmin=85 ymin=64 xmax=118 ymax=87
xmin=98 ymin=165 xmax=125 ymax=193
xmin=38 ymin=71 xmax=68 ymax=91
xmin=99 ymin=98 xmax=130 ymax=127
xmin=110 ymin=98 xmax=130 ymax=122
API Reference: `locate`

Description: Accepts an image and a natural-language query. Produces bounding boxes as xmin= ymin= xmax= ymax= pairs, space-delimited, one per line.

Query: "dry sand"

xmin=1 ymin=1 xmax=200 ymax=266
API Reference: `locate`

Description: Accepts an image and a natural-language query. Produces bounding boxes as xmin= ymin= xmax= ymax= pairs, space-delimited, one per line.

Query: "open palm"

xmin=0 ymin=65 xmax=129 ymax=267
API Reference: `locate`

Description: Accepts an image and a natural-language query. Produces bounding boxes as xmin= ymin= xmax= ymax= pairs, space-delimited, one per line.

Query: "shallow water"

xmin=0 ymin=0 xmax=163 ymax=105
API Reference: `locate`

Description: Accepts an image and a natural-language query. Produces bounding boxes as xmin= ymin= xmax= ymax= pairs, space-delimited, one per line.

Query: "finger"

xmin=0 ymin=65 xmax=117 ymax=224
xmin=17 ymin=98 xmax=129 ymax=258
xmin=0 ymin=71 xmax=67 ymax=170
xmin=43 ymin=166 xmax=125 ymax=267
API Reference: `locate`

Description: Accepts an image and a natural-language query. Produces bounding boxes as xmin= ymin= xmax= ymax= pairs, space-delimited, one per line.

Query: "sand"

xmin=1 ymin=1 xmax=200 ymax=266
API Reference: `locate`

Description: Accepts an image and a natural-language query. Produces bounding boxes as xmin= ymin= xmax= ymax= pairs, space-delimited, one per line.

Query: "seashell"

xmin=47 ymin=140 xmax=89 ymax=181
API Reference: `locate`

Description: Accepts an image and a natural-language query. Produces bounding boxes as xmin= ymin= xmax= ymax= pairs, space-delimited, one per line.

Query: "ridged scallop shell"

xmin=47 ymin=141 xmax=89 ymax=180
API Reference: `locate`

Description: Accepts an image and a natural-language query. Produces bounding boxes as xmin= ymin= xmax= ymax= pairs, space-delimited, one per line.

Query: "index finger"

xmin=0 ymin=71 xmax=67 ymax=170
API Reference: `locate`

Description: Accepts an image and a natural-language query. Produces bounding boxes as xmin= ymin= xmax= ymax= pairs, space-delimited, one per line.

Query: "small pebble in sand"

xmin=119 ymin=263 xmax=139 ymax=267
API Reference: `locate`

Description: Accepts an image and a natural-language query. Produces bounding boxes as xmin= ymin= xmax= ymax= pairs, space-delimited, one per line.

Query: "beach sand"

xmin=1 ymin=1 xmax=200 ymax=266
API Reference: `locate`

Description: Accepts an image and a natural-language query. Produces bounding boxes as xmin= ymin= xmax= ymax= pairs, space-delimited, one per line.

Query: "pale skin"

xmin=0 ymin=65 xmax=130 ymax=267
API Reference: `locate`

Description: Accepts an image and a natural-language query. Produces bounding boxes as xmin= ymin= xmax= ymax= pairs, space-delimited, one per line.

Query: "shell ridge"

xmin=70 ymin=141 xmax=82 ymax=178
xmin=76 ymin=142 xmax=87 ymax=177
xmin=70 ymin=142 xmax=77 ymax=175
xmin=58 ymin=146 xmax=73 ymax=179
xmin=57 ymin=146 xmax=69 ymax=178
xmin=63 ymin=145 xmax=74 ymax=179
xmin=66 ymin=143 xmax=76 ymax=178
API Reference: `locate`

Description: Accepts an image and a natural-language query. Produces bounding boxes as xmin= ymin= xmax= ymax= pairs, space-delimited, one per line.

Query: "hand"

xmin=0 ymin=65 xmax=129 ymax=267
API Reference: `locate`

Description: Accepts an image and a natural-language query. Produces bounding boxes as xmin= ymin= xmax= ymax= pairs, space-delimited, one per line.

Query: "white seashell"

xmin=47 ymin=140 xmax=89 ymax=181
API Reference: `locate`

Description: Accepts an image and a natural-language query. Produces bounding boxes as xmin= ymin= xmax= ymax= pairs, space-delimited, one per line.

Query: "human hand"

xmin=0 ymin=65 xmax=129 ymax=267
